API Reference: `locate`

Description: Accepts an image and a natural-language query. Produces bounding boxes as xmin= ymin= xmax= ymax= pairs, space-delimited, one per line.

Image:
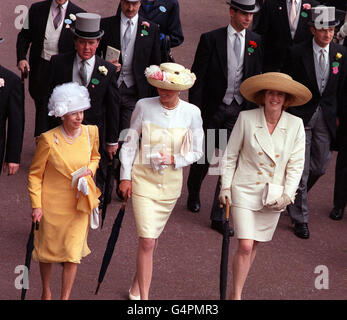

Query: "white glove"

xmin=77 ymin=177 xmax=89 ymax=195
xmin=219 ymin=188 xmax=231 ymax=205
xmin=146 ymin=152 xmax=168 ymax=171
xmin=266 ymin=193 xmax=291 ymax=211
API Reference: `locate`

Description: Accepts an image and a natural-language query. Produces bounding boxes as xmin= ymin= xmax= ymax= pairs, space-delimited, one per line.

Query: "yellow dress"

xmin=28 ymin=125 xmax=100 ymax=264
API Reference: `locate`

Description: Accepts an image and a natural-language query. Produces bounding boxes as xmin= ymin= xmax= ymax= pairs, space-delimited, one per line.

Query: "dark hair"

xmin=254 ymin=90 xmax=293 ymax=110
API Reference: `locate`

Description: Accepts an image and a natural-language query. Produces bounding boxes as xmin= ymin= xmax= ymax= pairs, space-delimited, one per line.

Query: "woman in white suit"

xmin=219 ymin=72 xmax=312 ymax=300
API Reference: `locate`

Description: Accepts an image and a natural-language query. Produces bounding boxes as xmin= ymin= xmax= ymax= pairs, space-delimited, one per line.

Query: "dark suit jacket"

xmin=46 ymin=52 xmax=120 ymax=145
xmin=16 ymin=0 xmax=85 ymax=98
xmin=97 ymin=13 xmax=161 ymax=99
xmin=0 ymin=66 xmax=25 ymax=170
xmin=188 ymin=27 xmax=263 ymax=124
xmin=282 ymin=40 xmax=347 ymax=147
xmin=255 ymin=0 xmax=320 ymax=71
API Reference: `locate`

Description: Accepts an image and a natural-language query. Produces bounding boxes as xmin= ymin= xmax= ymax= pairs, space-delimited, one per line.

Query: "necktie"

xmin=123 ymin=20 xmax=132 ymax=51
xmin=289 ymin=0 xmax=297 ymax=27
xmin=79 ymin=60 xmax=88 ymax=86
xmin=53 ymin=5 xmax=63 ymax=29
xmin=319 ymin=49 xmax=326 ymax=74
xmin=234 ymin=33 xmax=241 ymax=63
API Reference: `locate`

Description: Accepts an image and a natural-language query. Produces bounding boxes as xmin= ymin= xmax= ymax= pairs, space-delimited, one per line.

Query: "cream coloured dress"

xmin=120 ymin=97 xmax=204 ymax=238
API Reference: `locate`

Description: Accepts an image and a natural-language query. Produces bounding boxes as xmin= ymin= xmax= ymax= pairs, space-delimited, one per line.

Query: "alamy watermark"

xmin=314 ymin=265 xmax=329 ymax=290
xmin=14 ymin=265 xmax=29 ymax=290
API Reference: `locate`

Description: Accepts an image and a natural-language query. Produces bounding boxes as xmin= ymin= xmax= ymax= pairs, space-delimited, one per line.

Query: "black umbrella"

xmin=101 ymin=157 xmax=116 ymax=228
xmin=21 ymin=221 xmax=39 ymax=300
xmin=219 ymin=201 xmax=231 ymax=300
xmin=95 ymin=195 xmax=128 ymax=295
xmin=21 ymin=66 xmax=28 ymax=82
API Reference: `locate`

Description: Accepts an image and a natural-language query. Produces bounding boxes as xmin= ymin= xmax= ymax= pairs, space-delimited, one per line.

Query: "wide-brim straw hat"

xmin=240 ymin=72 xmax=312 ymax=107
xmin=145 ymin=63 xmax=196 ymax=91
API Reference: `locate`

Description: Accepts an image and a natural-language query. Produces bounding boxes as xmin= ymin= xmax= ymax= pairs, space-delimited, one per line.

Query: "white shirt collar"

xmin=51 ymin=0 xmax=69 ymax=10
xmin=227 ymin=24 xmax=246 ymax=38
xmin=312 ymin=39 xmax=329 ymax=55
xmin=120 ymin=12 xmax=138 ymax=25
xmin=76 ymin=53 xmax=95 ymax=66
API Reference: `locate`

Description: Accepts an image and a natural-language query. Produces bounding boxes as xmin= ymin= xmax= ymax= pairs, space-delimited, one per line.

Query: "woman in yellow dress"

xmin=119 ymin=63 xmax=204 ymax=300
xmin=28 ymin=82 xmax=101 ymax=300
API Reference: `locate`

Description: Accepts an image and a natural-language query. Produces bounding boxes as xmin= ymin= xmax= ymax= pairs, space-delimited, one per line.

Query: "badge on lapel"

xmin=301 ymin=3 xmax=311 ymax=18
xmin=0 ymin=78 xmax=5 ymax=88
xmin=248 ymin=41 xmax=258 ymax=56
xmin=141 ymin=21 xmax=150 ymax=37
xmin=332 ymin=52 xmax=342 ymax=75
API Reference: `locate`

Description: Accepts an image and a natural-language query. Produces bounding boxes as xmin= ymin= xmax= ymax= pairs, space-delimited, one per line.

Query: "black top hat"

xmin=71 ymin=13 xmax=104 ymax=39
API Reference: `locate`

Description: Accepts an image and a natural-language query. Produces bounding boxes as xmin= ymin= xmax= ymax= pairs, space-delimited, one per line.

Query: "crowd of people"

xmin=1 ymin=0 xmax=346 ymax=300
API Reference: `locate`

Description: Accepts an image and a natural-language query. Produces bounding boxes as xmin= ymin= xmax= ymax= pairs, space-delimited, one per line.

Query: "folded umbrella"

xmin=101 ymin=157 xmax=116 ymax=228
xmin=21 ymin=221 xmax=39 ymax=300
xmin=95 ymin=195 xmax=128 ymax=295
xmin=219 ymin=201 xmax=231 ymax=300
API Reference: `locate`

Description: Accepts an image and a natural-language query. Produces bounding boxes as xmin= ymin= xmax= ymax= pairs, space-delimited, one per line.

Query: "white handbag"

xmin=262 ymin=182 xmax=284 ymax=206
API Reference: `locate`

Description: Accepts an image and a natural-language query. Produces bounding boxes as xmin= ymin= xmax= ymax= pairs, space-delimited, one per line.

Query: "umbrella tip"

xmin=95 ymin=283 xmax=100 ymax=295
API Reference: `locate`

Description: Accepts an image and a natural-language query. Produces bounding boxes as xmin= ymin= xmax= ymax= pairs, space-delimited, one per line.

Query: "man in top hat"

xmin=254 ymin=0 xmax=320 ymax=71
xmin=0 ymin=39 xmax=25 ymax=176
xmin=45 ymin=12 xmax=120 ymax=204
xmin=97 ymin=0 xmax=161 ymax=198
xmin=282 ymin=6 xmax=347 ymax=238
xmin=186 ymin=0 xmax=263 ymax=235
xmin=16 ymin=0 xmax=85 ymax=138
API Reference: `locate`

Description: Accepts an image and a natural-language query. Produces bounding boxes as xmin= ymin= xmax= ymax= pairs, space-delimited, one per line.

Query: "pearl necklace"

xmin=60 ymin=125 xmax=81 ymax=144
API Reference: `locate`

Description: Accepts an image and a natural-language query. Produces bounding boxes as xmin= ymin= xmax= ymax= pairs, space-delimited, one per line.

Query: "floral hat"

xmin=145 ymin=63 xmax=196 ymax=91
xmin=48 ymin=82 xmax=91 ymax=117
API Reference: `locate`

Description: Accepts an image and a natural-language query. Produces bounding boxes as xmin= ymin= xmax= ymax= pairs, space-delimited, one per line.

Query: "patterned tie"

xmin=79 ymin=60 xmax=88 ymax=87
xmin=123 ymin=20 xmax=132 ymax=51
xmin=234 ymin=33 xmax=241 ymax=63
xmin=319 ymin=49 xmax=327 ymax=74
xmin=289 ymin=0 xmax=297 ymax=28
xmin=53 ymin=4 xmax=63 ymax=29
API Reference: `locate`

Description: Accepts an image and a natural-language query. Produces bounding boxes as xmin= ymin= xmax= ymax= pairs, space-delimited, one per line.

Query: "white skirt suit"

xmin=120 ymin=97 xmax=204 ymax=238
xmin=221 ymin=107 xmax=305 ymax=241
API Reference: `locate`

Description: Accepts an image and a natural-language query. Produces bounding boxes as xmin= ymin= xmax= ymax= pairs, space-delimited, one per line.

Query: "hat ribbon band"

xmin=74 ymin=29 xmax=102 ymax=38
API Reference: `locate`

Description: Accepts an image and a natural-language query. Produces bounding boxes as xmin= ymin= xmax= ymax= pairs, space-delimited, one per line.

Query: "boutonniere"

xmin=98 ymin=66 xmax=108 ymax=76
xmin=332 ymin=53 xmax=342 ymax=75
xmin=0 ymin=78 xmax=5 ymax=88
xmin=141 ymin=21 xmax=150 ymax=37
xmin=247 ymin=40 xmax=257 ymax=55
xmin=91 ymin=78 xmax=100 ymax=88
xmin=301 ymin=3 xmax=311 ymax=17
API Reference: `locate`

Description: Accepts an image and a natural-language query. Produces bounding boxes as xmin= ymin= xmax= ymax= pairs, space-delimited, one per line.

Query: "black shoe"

xmin=294 ymin=223 xmax=310 ymax=239
xmin=329 ymin=207 xmax=344 ymax=221
xmin=211 ymin=220 xmax=234 ymax=237
xmin=187 ymin=196 xmax=200 ymax=213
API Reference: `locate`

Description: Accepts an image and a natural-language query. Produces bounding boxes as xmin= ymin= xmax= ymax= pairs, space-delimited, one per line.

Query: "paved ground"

xmin=0 ymin=0 xmax=346 ymax=301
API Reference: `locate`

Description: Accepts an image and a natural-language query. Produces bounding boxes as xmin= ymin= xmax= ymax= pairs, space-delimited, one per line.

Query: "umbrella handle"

xmin=120 ymin=194 xmax=129 ymax=211
xmin=225 ymin=201 xmax=230 ymax=221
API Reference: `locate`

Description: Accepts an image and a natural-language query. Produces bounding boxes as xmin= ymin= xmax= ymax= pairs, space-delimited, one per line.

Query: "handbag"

xmin=86 ymin=126 xmax=100 ymax=230
xmin=262 ymin=182 xmax=284 ymax=206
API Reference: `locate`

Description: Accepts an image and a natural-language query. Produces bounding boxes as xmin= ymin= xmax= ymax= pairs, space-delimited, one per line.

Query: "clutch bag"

xmin=262 ymin=182 xmax=284 ymax=206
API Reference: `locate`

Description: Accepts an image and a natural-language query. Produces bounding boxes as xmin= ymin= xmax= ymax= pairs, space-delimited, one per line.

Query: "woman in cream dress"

xmin=119 ymin=63 xmax=203 ymax=300
xmin=219 ymin=73 xmax=312 ymax=300
xmin=28 ymin=82 xmax=101 ymax=300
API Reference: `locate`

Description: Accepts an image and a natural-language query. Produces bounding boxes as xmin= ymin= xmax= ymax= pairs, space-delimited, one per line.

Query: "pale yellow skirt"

xmin=132 ymin=193 xmax=178 ymax=239
xmin=232 ymin=206 xmax=281 ymax=242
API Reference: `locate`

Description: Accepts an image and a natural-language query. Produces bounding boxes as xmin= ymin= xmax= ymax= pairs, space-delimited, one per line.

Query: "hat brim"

xmin=147 ymin=77 xmax=194 ymax=91
xmin=240 ymin=73 xmax=312 ymax=107
xmin=71 ymin=27 xmax=104 ymax=39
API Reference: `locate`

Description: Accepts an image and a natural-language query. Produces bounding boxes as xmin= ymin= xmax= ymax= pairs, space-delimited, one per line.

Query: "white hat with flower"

xmin=48 ymin=82 xmax=91 ymax=117
xmin=145 ymin=63 xmax=196 ymax=91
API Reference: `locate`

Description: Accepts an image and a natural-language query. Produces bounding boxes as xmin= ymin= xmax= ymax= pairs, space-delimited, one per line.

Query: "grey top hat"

xmin=308 ymin=6 xmax=340 ymax=29
xmin=71 ymin=13 xmax=104 ymax=39
xmin=227 ymin=0 xmax=260 ymax=13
